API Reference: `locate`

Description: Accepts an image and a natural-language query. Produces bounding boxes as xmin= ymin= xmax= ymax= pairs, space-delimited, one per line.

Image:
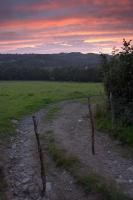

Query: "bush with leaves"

xmin=102 ymin=39 xmax=133 ymax=126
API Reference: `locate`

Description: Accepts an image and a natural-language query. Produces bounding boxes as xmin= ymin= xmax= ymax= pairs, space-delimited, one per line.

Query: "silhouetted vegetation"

xmin=96 ymin=39 xmax=133 ymax=145
xmin=102 ymin=39 xmax=133 ymax=126
xmin=0 ymin=53 xmax=101 ymax=82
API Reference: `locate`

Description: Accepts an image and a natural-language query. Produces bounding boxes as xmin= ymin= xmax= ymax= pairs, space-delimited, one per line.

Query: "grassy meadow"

xmin=0 ymin=81 xmax=132 ymax=145
xmin=0 ymin=81 xmax=103 ymax=135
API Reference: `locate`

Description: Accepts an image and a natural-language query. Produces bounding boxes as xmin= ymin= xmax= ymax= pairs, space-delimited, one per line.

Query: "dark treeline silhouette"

xmin=0 ymin=64 xmax=101 ymax=82
xmin=0 ymin=53 xmax=102 ymax=82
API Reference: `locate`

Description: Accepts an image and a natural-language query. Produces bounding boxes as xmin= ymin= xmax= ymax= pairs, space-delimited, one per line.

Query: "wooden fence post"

xmin=88 ymin=97 xmax=95 ymax=155
xmin=32 ymin=115 xmax=46 ymax=197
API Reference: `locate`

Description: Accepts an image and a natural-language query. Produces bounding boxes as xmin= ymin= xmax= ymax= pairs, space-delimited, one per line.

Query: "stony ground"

xmin=5 ymin=106 xmax=99 ymax=200
xmin=5 ymin=114 xmax=44 ymax=200
xmin=4 ymin=101 xmax=133 ymax=199
xmin=52 ymin=102 xmax=133 ymax=197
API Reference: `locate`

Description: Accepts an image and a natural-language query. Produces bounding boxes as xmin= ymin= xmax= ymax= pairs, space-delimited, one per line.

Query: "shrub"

xmin=102 ymin=39 xmax=133 ymax=126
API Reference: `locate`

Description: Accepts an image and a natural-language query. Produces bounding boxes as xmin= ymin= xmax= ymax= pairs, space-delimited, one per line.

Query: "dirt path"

xmin=51 ymin=102 xmax=133 ymax=198
xmin=5 ymin=106 xmax=99 ymax=200
xmin=5 ymin=101 xmax=133 ymax=199
xmin=5 ymin=112 xmax=45 ymax=200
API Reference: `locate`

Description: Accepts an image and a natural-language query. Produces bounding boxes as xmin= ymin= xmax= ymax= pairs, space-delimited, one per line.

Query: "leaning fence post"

xmin=32 ymin=115 xmax=46 ymax=197
xmin=88 ymin=97 xmax=95 ymax=155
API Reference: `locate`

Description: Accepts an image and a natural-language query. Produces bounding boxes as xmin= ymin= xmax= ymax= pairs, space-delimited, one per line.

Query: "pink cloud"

xmin=0 ymin=0 xmax=132 ymax=53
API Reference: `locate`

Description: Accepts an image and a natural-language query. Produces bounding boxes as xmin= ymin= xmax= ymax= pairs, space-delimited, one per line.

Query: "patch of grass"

xmin=0 ymin=81 xmax=103 ymax=135
xmin=95 ymin=103 xmax=133 ymax=145
xmin=47 ymin=142 xmax=79 ymax=170
xmin=43 ymin=133 xmax=132 ymax=200
xmin=43 ymin=131 xmax=79 ymax=170
xmin=115 ymin=126 xmax=133 ymax=145
xmin=45 ymin=106 xmax=60 ymax=121
xmin=75 ymin=174 xmax=131 ymax=200
xmin=95 ymin=104 xmax=112 ymax=132
xmin=75 ymin=173 xmax=97 ymax=193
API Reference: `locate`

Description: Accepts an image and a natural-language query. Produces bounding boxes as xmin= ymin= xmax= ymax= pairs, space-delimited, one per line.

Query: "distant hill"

xmin=0 ymin=53 xmax=101 ymax=68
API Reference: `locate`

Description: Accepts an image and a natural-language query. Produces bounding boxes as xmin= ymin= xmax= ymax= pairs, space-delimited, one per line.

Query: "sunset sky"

xmin=0 ymin=0 xmax=133 ymax=54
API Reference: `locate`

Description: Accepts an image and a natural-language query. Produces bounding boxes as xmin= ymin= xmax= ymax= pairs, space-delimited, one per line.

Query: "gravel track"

xmin=5 ymin=105 xmax=100 ymax=200
xmin=4 ymin=101 xmax=133 ymax=199
xmin=52 ymin=102 xmax=133 ymax=198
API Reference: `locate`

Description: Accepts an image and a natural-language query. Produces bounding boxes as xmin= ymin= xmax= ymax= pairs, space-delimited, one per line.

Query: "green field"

xmin=0 ymin=81 xmax=103 ymax=135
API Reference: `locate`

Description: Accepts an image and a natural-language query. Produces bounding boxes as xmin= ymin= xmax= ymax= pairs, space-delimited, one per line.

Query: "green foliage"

xmin=95 ymin=103 xmax=133 ymax=145
xmin=102 ymin=39 xmax=133 ymax=125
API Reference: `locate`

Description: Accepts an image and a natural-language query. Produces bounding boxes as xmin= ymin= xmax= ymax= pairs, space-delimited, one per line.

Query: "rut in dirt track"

xmin=6 ymin=113 xmax=44 ymax=200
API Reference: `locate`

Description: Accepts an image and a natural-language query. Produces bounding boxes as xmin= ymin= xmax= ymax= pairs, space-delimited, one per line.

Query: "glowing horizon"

xmin=0 ymin=0 xmax=133 ymax=54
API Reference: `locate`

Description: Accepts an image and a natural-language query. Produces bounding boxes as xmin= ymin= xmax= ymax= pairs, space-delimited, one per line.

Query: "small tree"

xmin=102 ymin=39 xmax=133 ymax=126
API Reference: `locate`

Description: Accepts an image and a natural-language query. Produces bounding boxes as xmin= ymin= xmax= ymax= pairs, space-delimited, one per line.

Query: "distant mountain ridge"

xmin=0 ymin=52 xmax=101 ymax=68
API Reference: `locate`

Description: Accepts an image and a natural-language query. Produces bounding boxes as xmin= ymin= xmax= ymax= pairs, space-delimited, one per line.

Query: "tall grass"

xmin=95 ymin=101 xmax=133 ymax=145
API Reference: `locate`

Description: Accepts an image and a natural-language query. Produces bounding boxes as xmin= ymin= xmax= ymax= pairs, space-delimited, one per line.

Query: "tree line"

xmin=0 ymin=64 xmax=101 ymax=82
